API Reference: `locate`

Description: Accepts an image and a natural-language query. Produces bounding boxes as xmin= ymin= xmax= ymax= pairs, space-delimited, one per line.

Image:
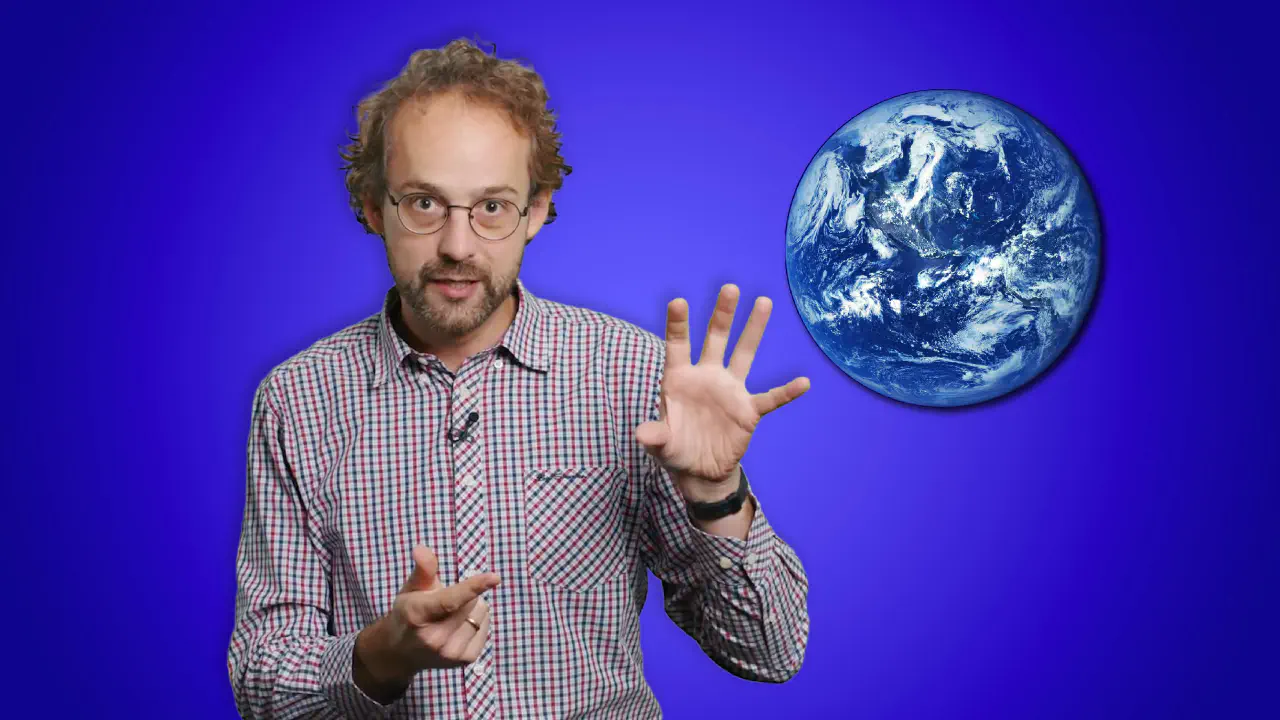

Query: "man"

xmin=227 ymin=37 xmax=811 ymax=719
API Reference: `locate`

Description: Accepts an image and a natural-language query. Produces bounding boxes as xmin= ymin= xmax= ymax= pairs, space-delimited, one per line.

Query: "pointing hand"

xmin=354 ymin=545 xmax=500 ymax=699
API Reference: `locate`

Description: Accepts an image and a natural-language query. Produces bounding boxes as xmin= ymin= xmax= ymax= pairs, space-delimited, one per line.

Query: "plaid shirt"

xmin=227 ymin=279 xmax=810 ymax=719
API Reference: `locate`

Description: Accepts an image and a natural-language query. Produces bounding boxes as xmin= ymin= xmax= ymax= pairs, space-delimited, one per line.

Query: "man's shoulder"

xmin=536 ymin=294 xmax=666 ymax=362
xmin=253 ymin=311 xmax=383 ymax=416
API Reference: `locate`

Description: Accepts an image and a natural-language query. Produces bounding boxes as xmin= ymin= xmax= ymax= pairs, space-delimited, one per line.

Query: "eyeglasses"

xmin=387 ymin=191 xmax=531 ymax=241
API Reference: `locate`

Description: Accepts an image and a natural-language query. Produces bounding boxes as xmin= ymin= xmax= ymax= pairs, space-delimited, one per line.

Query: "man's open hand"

xmin=635 ymin=283 xmax=810 ymax=492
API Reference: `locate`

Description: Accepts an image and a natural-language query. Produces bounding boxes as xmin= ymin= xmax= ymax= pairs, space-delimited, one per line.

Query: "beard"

xmin=396 ymin=254 xmax=522 ymax=339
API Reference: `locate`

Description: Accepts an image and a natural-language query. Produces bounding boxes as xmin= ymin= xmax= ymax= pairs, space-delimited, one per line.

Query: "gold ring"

xmin=465 ymin=616 xmax=481 ymax=631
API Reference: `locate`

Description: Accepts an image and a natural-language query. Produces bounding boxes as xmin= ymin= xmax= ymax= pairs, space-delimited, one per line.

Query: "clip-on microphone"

xmin=447 ymin=410 xmax=480 ymax=443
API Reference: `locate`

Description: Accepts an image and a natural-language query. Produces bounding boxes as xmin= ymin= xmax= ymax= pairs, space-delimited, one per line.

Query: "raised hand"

xmin=354 ymin=545 xmax=500 ymax=701
xmin=634 ymin=283 xmax=810 ymax=490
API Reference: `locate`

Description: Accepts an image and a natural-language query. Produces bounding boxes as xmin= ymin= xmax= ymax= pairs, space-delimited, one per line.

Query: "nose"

xmin=436 ymin=206 xmax=481 ymax=261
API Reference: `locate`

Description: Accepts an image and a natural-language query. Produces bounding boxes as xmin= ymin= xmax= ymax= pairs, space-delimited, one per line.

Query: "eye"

xmin=411 ymin=195 xmax=437 ymax=210
xmin=482 ymin=200 xmax=503 ymax=214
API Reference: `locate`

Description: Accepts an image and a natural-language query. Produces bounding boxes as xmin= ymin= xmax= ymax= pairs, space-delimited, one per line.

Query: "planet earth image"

xmin=785 ymin=89 xmax=1100 ymax=407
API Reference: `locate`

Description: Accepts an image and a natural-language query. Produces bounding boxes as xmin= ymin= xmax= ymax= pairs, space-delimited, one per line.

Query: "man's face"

xmin=366 ymin=91 xmax=550 ymax=339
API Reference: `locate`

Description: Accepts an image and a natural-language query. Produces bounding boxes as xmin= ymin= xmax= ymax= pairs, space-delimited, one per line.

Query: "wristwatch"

xmin=685 ymin=466 xmax=750 ymax=521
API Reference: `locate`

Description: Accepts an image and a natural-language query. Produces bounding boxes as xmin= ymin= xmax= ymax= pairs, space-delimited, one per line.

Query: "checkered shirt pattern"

xmin=227 ymin=278 xmax=810 ymax=719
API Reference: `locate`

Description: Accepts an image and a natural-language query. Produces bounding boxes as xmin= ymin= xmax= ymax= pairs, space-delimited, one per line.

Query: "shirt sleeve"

xmin=226 ymin=376 xmax=409 ymax=718
xmin=638 ymin=433 xmax=810 ymax=682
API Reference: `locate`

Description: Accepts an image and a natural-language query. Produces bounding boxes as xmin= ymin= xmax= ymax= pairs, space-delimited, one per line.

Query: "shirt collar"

xmin=372 ymin=277 xmax=552 ymax=389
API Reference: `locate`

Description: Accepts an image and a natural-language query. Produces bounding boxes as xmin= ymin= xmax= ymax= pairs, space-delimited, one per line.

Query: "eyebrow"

xmin=399 ymin=180 xmax=520 ymax=199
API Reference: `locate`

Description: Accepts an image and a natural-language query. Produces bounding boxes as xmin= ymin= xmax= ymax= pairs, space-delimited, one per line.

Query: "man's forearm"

xmin=232 ymin=629 xmax=394 ymax=719
xmin=662 ymin=464 xmax=810 ymax=682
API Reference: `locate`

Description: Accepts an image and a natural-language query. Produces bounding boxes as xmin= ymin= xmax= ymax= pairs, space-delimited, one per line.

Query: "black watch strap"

xmin=685 ymin=467 xmax=750 ymax=521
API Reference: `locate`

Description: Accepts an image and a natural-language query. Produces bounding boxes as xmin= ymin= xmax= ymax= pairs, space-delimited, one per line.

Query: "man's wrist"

xmin=690 ymin=492 xmax=755 ymax=540
xmin=675 ymin=465 xmax=743 ymax=503
xmin=354 ymin=619 xmax=413 ymax=702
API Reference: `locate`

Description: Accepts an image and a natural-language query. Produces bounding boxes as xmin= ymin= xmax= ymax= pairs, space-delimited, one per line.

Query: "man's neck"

xmin=395 ymin=290 xmax=518 ymax=373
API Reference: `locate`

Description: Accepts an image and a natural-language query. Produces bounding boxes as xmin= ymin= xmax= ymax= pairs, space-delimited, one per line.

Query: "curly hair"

xmin=339 ymin=37 xmax=572 ymax=237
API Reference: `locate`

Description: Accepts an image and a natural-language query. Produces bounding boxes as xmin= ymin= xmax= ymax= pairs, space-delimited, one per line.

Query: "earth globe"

xmin=785 ymin=89 xmax=1100 ymax=407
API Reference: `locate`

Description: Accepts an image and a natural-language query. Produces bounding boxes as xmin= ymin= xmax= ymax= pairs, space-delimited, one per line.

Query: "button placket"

xmin=449 ymin=366 xmax=498 ymax=718
xmin=455 ymin=382 xmax=472 ymax=404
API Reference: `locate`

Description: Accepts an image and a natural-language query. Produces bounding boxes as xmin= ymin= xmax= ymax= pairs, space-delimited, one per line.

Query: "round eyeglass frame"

xmin=386 ymin=190 xmax=531 ymax=241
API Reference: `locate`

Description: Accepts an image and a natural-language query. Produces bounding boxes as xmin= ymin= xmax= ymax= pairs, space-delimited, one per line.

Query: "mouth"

xmin=427 ymin=277 xmax=480 ymax=299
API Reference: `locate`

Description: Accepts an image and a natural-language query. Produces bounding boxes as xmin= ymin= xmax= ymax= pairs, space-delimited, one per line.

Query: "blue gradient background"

xmin=3 ymin=1 xmax=1276 ymax=717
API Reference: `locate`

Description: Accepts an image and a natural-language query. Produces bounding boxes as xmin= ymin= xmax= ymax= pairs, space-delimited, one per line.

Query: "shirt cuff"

xmin=320 ymin=631 xmax=406 ymax=718
xmin=685 ymin=491 xmax=779 ymax=589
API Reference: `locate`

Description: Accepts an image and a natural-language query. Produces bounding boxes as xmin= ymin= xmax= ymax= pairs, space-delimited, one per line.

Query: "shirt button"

xmin=718 ymin=556 xmax=733 ymax=570
xmin=461 ymin=568 xmax=484 ymax=580
xmin=492 ymin=358 xmax=503 ymax=368
xmin=744 ymin=553 xmax=758 ymax=566
xmin=469 ymin=659 xmax=486 ymax=676
xmin=765 ymin=611 xmax=776 ymax=624
xmin=458 ymin=474 xmax=477 ymax=488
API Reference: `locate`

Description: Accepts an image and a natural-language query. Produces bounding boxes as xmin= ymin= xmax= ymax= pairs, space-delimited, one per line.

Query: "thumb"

xmin=400 ymin=545 xmax=440 ymax=594
xmin=634 ymin=420 xmax=671 ymax=452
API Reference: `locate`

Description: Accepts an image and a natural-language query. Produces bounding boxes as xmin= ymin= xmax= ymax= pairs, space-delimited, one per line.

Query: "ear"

xmin=361 ymin=192 xmax=385 ymax=235
xmin=524 ymin=187 xmax=554 ymax=242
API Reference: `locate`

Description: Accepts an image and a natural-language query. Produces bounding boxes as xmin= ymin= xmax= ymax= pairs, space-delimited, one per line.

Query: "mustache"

xmin=416 ymin=264 xmax=486 ymax=284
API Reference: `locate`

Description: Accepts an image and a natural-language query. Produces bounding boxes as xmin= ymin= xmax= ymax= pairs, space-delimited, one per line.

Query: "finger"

xmin=405 ymin=588 xmax=482 ymax=629
xmin=419 ymin=574 xmax=500 ymax=623
xmin=437 ymin=596 xmax=484 ymax=633
xmin=440 ymin=605 xmax=487 ymax=661
xmin=399 ymin=545 xmax=440 ymax=594
xmin=634 ymin=420 xmax=671 ymax=452
xmin=461 ymin=610 xmax=492 ymax=663
xmin=665 ymin=298 xmax=691 ymax=369
xmin=727 ymin=296 xmax=772 ymax=380
xmin=437 ymin=596 xmax=487 ymax=634
xmin=751 ymin=376 xmax=811 ymax=416
xmin=699 ymin=284 xmax=739 ymax=366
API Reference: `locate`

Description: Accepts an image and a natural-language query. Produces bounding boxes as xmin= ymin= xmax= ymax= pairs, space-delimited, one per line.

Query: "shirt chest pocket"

xmin=523 ymin=464 xmax=629 ymax=592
